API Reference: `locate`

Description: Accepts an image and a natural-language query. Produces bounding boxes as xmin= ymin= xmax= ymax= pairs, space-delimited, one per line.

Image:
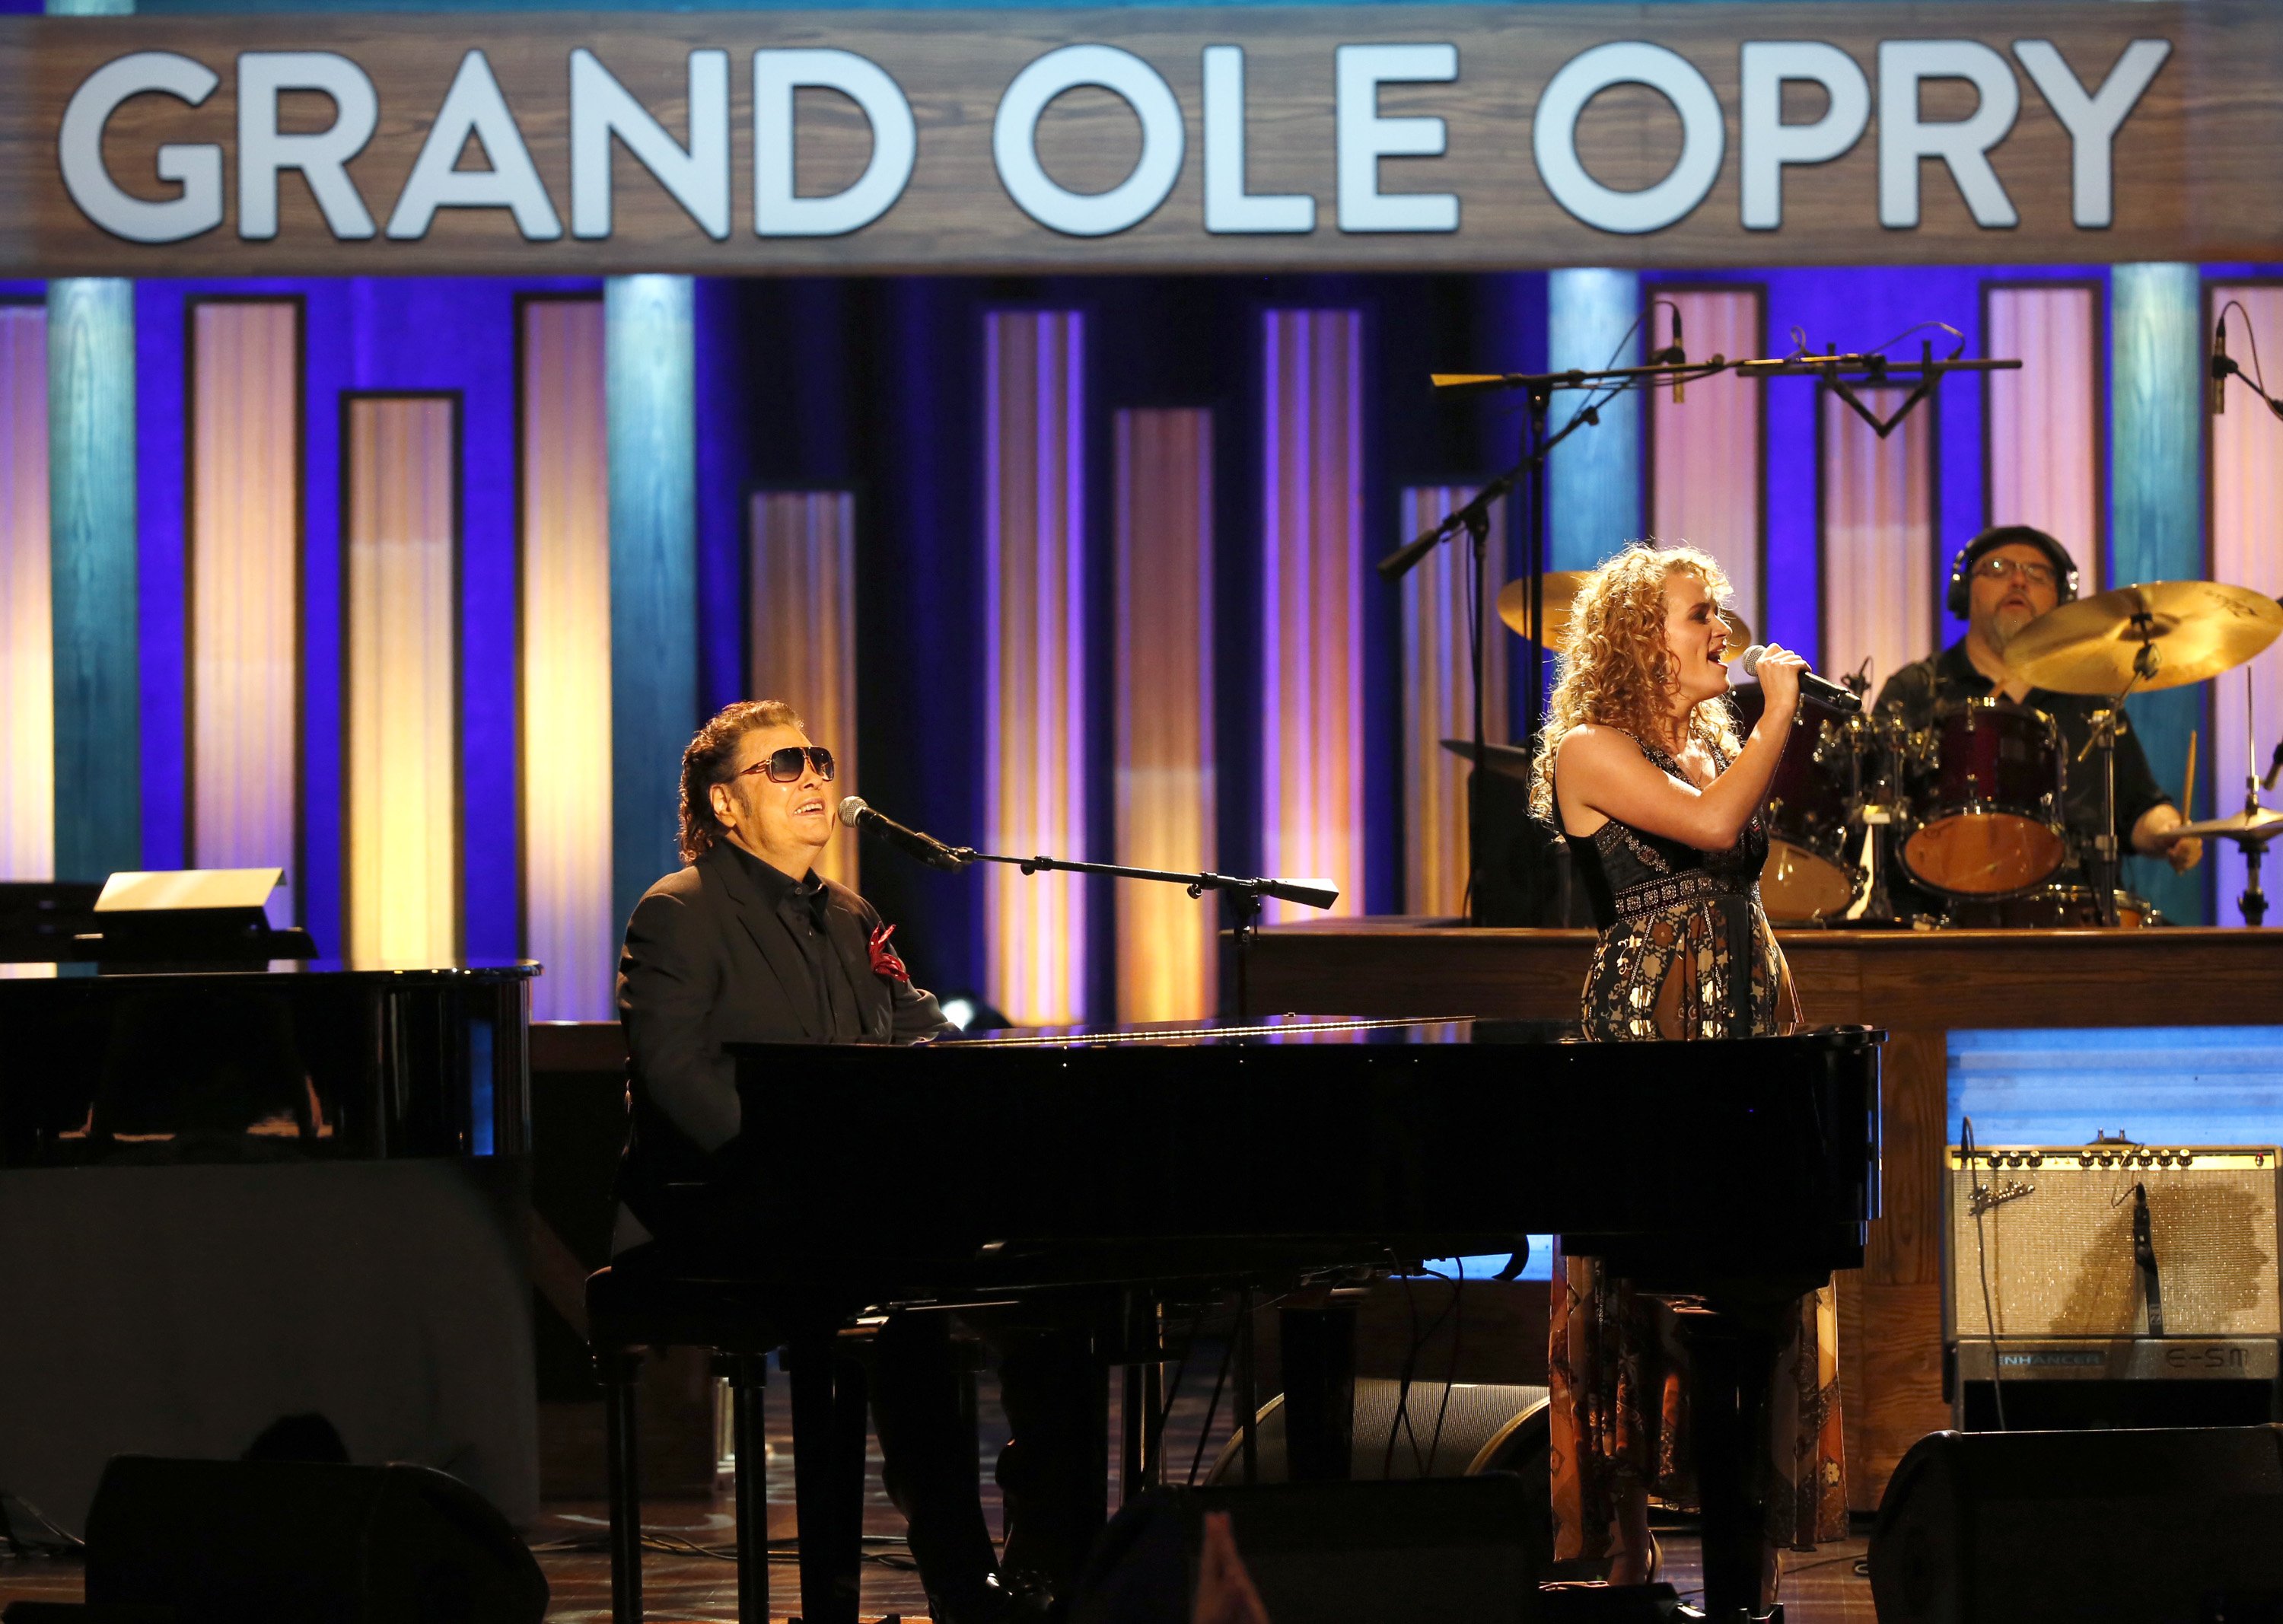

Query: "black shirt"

xmin=1872 ymin=639 xmax=2173 ymax=855
xmin=720 ymin=840 xmax=864 ymax=1043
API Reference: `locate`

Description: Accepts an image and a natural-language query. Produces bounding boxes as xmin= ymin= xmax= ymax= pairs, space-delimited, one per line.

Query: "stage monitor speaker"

xmin=1868 ymin=1424 xmax=2283 ymax=1624
xmin=84 ymin=1455 xmax=548 ymax=1624
xmin=1204 ymin=1377 xmax=1549 ymax=1485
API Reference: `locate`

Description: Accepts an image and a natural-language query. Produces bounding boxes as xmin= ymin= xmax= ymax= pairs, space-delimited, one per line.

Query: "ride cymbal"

xmin=2167 ymin=806 xmax=2283 ymax=846
xmin=2001 ymin=581 xmax=2283 ymax=696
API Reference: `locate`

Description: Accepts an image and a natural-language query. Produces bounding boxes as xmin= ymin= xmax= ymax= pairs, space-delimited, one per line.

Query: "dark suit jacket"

xmin=614 ymin=841 xmax=952 ymax=1244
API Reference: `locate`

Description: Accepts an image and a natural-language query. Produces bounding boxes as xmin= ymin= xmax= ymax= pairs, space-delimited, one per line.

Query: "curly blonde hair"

xmin=1528 ymin=542 xmax=1743 ymax=822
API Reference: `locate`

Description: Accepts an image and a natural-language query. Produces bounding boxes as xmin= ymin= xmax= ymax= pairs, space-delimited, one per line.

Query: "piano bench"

xmin=584 ymin=1262 xmax=878 ymax=1624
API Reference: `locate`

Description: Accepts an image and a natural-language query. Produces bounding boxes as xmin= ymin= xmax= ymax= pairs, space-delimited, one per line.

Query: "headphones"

xmin=1945 ymin=525 xmax=2081 ymax=619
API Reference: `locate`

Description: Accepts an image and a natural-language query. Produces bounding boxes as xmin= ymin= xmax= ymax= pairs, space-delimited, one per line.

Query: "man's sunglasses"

xmin=734 ymin=746 xmax=836 ymax=785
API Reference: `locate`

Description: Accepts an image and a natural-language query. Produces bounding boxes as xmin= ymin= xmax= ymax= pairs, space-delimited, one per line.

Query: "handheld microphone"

xmin=1740 ymin=644 xmax=1863 ymax=714
xmin=837 ymin=797 xmax=970 ymax=871
xmin=2213 ymin=314 xmax=2231 ymax=416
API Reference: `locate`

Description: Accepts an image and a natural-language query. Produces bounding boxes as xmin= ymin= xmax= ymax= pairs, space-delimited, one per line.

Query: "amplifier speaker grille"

xmin=1947 ymin=1147 xmax=2281 ymax=1339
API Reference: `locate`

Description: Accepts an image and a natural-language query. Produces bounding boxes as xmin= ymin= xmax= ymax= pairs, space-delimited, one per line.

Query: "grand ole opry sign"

xmin=2 ymin=1 xmax=2276 ymax=275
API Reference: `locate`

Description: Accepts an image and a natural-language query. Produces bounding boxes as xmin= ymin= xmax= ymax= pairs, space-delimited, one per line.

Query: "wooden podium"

xmin=1242 ymin=922 xmax=2283 ymax=1509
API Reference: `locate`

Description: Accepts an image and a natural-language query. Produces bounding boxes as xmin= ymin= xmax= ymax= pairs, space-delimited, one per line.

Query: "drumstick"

xmin=2183 ymin=730 xmax=2198 ymax=823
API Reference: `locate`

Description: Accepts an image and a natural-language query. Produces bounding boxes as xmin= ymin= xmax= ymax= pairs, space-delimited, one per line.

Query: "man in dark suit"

xmin=615 ymin=699 xmax=1015 ymax=1621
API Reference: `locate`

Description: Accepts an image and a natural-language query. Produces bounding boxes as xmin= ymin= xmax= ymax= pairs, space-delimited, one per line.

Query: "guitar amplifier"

xmin=1945 ymin=1145 xmax=2283 ymax=1412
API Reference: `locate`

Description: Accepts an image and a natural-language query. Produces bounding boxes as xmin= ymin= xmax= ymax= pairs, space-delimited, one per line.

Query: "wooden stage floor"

xmin=0 ymin=1360 xmax=1876 ymax=1622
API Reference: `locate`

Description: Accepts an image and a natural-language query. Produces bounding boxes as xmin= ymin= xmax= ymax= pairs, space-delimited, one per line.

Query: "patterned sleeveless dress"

xmin=1549 ymin=734 xmax=1846 ymax=1581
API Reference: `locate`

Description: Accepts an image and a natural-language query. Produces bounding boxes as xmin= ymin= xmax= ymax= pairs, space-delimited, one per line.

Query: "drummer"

xmin=1873 ymin=525 xmax=2202 ymax=894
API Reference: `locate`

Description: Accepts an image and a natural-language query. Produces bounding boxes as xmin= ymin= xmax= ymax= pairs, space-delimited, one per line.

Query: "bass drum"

xmin=1944 ymin=885 xmax=2163 ymax=929
xmin=1731 ymin=685 xmax=1864 ymax=922
xmin=1899 ymin=698 xmax=2068 ymax=896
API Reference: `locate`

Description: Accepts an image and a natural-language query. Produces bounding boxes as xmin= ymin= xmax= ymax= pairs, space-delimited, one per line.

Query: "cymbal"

xmin=1438 ymin=738 xmax=1536 ymax=780
xmin=1495 ymin=573 xmax=1589 ymax=643
xmin=1495 ymin=573 xmax=1753 ymax=653
xmin=2167 ymin=806 xmax=2283 ymax=845
xmin=2001 ymin=580 xmax=2283 ymax=696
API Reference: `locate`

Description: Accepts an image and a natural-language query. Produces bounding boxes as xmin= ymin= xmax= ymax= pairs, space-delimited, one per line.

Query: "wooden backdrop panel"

xmin=0 ymin=5 xmax=2273 ymax=274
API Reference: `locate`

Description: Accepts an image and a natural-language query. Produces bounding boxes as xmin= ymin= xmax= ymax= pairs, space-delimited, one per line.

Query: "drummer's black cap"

xmin=1946 ymin=524 xmax=2081 ymax=617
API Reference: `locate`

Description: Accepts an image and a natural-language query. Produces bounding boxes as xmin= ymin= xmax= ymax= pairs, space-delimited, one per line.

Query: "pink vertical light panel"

xmin=985 ymin=310 xmax=1087 ymax=1025
xmin=1649 ymin=288 xmax=1765 ymax=625
xmin=189 ymin=299 xmax=301 ymax=925
xmin=1398 ymin=486 xmax=1507 ymax=918
xmin=750 ymin=489 xmax=858 ymax=892
xmin=1114 ymin=408 xmax=1215 ymax=1022
xmin=1985 ymin=284 xmax=2102 ymax=590
xmin=0 ymin=306 xmax=48 ymax=885
xmin=1261 ymin=310 xmax=1364 ymax=922
xmin=519 ymin=298 xmax=613 ymax=1019
xmin=2208 ymin=285 xmax=2283 ymax=925
xmin=1820 ymin=387 xmax=1936 ymax=695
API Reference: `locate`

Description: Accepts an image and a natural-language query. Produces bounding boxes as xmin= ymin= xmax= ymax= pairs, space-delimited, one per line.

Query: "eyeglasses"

xmin=1974 ymin=556 xmax=2059 ymax=589
xmin=734 ymin=745 xmax=836 ymax=785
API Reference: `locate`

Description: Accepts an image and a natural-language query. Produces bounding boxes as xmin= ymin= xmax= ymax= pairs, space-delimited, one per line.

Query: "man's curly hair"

xmin=1528 ymin=542 xmax=1743 ymax=823
xmin=679 ymin=699 xmax=806 ymax=863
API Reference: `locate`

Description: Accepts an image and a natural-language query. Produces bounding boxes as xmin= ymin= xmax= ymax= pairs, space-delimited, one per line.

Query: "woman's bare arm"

xmin=1556 ymin=651 xmax=1807 ymax=850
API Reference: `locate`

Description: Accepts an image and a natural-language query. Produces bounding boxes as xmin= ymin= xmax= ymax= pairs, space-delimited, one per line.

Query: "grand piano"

xmin=0 ymin=949 xmax=539 ymax=1534
xmin=704 ymin=1014 xmax=1883 ymax=1622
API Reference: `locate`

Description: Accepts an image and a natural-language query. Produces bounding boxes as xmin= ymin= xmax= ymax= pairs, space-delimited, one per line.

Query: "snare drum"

xmin=1761 ymin=712 xmax=1864 ymax=921
xmin=1899 ymin=698 xmax=2068 ymax=896
xmin=1944 ymin=885 xmax=2162 ymax=929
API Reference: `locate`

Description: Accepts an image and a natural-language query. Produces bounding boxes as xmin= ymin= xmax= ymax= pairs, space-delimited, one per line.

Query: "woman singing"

xmin=1527 ymin=542 xmax=1845 ymax=1600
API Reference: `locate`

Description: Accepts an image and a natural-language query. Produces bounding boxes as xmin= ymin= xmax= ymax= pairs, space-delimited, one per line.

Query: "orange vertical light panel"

xmin=1820 ymin=387 xmax=1934 ymax=696
xmin=189 ymin=299 xmax=301 ymax=925
xmin=519 ymin=298 xmax=613 ymax=1018
xmin=1114 ymin=408 xmax=1215 ymax=1022
xmin=0 ymin=305 xmax=48 ymax=886
xmin=2208 ymin=284 xmax=2283 ymax=925
xmin=1260 ymin=309 xmax=1364 ymax=922
xmin=1399 ymin=486 xmax=1508 ymax=919
xmin=750 ymin=489 xmax=859 ymax=892
xmin=1986 ymin=284 xmax=2102 ymax=591
xmin=1649 ymin=287 xmax=1766 ymax=626
xmin=984 ymin=310 xmax=1086 ymax=1025
xmin=345 ymin=394 xmax=461 ymax=965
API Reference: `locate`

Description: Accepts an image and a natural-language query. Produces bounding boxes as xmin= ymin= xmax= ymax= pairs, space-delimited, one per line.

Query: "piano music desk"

xmin=1244 ymin=920 xmax=2283 ymax=1511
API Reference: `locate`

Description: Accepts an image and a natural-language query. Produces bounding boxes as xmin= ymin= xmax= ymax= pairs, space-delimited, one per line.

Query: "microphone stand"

xmin=945 ymin=847 xmax=1339 ymax=1020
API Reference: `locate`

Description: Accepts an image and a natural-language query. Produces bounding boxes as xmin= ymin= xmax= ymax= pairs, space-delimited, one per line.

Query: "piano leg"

xmin=1280 ymin=1303 xmax=1357 ymax=1483
xmin=598 ymin=1346 xmax=645 ymax=1624
xmin=791 ymin=1333 xmax=868 ymax=1624
xmin=727 ymin=1353 xmax=770 ymax=1624
xmin=1682 ymin=1303 xmax=1783 ymax=1621
xmin=997 ymin=1324 xmax=1110 ymax=1596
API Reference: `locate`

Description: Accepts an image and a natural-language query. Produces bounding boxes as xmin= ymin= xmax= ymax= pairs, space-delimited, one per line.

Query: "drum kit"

xmin=1499 ymin=574 xmax=2283 ymax=928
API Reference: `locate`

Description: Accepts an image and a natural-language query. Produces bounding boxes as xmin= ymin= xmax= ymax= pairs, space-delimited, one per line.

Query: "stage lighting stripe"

xmin=750 ymin=489 xmax=859 ymax=893
xmin=187 ymin=298 xmax=302 ymax=928
xmin=1115 ymin=407 xmax=1215 ymax=1022
xmin=344 ymin=393 xmax=462 ymax=965
xmin=1398 ymin=484 xmax=1508 ymax=919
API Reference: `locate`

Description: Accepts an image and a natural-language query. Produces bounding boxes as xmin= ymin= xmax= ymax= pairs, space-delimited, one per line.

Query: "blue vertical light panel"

xmin=1546 ymin=269 xmax=1642 ymax=573
xmin=607 ymin=275 xmax=699 ymax=933
xmin=2109 ymin=263 xmax=2205 ymax=925
xmin=48 ymin=279 xmax=137 ymax=882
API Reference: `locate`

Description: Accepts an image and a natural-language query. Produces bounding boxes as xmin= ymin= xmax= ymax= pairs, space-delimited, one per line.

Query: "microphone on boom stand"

xmin=838 ymin=797 xmax=970 ymax=871
xmin=1740 ymin=645 xmax=1863 ymax=714
xmin=2213 ymin=314 xmax=2232 ymax=416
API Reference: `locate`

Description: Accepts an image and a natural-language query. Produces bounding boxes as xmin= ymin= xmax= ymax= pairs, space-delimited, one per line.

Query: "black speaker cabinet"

xmin=1869 ymin=1425 xmax=2283 ymax=1624
xmin=84 ymin=1455 xmax=548 ymax=1624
